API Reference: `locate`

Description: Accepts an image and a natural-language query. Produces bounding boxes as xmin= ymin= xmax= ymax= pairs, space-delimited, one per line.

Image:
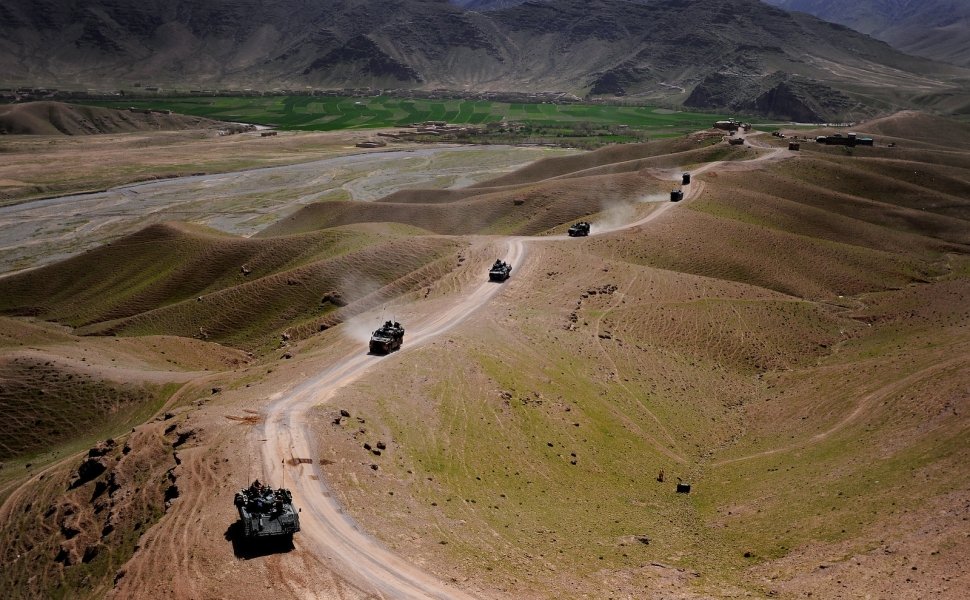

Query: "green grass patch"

xmin=85 ymin=96 xmax=734 ymax=134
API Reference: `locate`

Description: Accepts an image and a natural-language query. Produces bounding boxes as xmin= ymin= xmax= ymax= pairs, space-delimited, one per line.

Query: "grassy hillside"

xmin=0 ymin=223 xmax=464 ymax=353
xmin=298 ymin=112 xmax=970 ymax=597
xmin=1 ymin=111 xmax=968 ymax=599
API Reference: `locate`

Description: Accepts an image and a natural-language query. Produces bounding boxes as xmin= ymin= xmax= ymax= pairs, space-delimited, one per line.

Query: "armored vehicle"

xmin=369 ymin=320 xmax=404 ymax=354
xmin=234 ymin=480 xmax=300 ymax=539
xmin=789 ymin=141 xmax=800 ymax=151
xmin=728 ymin=137 xmax=745 ymax=146
xmin=489 ymin=259 xmax=512 ymax=282
xmin=567 ymin=221 xmax=591 ymax=237
xmin=670 ymin=190 xmax=684 ymax=202
xmin=815 ymin=133 xmax=874 ymax=147
xmin=682 ymin=172 xmax=691 ymax=185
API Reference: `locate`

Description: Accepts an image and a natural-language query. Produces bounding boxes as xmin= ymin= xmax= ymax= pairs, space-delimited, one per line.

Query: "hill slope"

xmin=764 ymin=0 xmax=970 ymax=67
xmin=0 ymin=112 xmax=968 ymax=598
xmin=0 ymin=101 xmax=223 ymax=135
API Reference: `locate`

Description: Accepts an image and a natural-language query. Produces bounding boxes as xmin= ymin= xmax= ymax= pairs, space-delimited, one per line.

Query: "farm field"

xmin=89 ymin=96 xmax=733 ymax=134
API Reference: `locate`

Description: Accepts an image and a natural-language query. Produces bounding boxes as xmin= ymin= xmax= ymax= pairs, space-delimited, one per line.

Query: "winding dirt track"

xmin=252 ymin=157 xmax=732 ymax=596
xmin=255 ymin=135 xmax=797 ymax=598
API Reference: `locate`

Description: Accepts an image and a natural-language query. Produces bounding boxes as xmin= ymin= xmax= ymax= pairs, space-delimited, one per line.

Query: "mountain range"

xmin=762 ymin=0 xmax=970 ymax=67
xmin=2 ymin=0 xmax=968 ymax=120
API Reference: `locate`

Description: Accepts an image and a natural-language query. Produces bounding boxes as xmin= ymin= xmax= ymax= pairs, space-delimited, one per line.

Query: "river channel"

xmin=0 ymin=145 xmax=572 ymax=275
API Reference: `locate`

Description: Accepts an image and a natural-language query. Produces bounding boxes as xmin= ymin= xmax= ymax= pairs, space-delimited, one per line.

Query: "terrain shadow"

xmin=225 ymin=521 xmax=295 ymax=559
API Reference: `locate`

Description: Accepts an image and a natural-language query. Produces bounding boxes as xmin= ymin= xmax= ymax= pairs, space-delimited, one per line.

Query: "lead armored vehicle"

xmin=234 ymin=480 xmax=300 ymax=539
xmin=568 ymin=222 xmax=591 ymax=237
xmin=369 ymin=320 xmax=404 ymax=354
xmin=670 ymin=189 xmax=684 ymax=202
xmin=489 ymin=259 xmax=512 ymax=282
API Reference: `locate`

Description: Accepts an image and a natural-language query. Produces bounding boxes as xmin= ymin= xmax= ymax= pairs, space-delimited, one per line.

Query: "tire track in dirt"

xmin=712 ymin=355 xmax=969 ymax=467
xmin=256 ymin=142 xmax=801 ymax=598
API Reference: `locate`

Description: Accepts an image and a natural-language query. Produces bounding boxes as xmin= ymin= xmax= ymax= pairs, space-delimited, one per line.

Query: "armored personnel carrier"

xmin=369 ymin=320 xmax=404 ymax=354
xmin=489 ymin=259 xmax=512 ymax=282
xmin=682 ymin=172 xmax=691 ymax=185
xmin=670 ymin=190 xmax=684 ymax=202
xmin=567 ymin=222 xmax=591 ymax=237
xmin=234 ymin=480 xmax=300 ymax=539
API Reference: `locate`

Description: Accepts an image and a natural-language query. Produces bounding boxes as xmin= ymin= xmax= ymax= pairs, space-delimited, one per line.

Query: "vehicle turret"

xmin=369 ymin=320 xmax=405 ymax=354
xmin=234 ymin=480 xmax=301 ymax=539
xmin=489 ymin=259 xmax=512 ymax=282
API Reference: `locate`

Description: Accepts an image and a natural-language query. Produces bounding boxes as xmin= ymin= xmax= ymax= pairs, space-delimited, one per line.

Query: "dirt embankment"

xmin=0 ymin=102 xmax=225 ymax=136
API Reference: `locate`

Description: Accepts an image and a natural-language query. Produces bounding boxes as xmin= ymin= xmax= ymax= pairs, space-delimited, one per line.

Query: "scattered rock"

xmin=376 ymin=441 xmax=386 ymax=450
xmin=82 ymin=544 xmax=100 ymax=563
xmin=370 ymin=464 xmax=379 ymax=471
xmin=87 ymin=439 xmax=116 ymax=458
xmin=321 ymin=292 xmax=347 ymax=307
xmin=70 ymin=458 xmax=107 ymax=488
xmin=54 ymin=545 xmax=75 ymax=566
xmin=340 ymin=409 xmax=351 ymax=418
xmin=172 ymin=429 xmax=196 ymax=449
xmin=211 ymin=387 xmax=223 ymax=395
xmin=91 ymin=479 xmax=109 ymax=501
xmin=60 ymin=524 xmax=81 ymax=540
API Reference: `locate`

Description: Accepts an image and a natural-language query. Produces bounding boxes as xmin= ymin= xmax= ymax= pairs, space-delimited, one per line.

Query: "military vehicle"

xmin=815 ymin=133 xmax=873 ymax=147
xmin=489 ymin=259 xmax=512 ymax=282
xmin=682 ymin=172 xmax=691 ymax=185
xmin=670 ymin=190 xmax=684 ymax=202
xmin=728 ymin=137 xmax=745 ymax=146
xmin=567 ymin=221 xmax=591 ymax=237
xmin=789 ymin=141 xmax=801 ymax=151
xmin=714 ymin=119 xmax=740 ymax=132
xmin=234 ymin=480 xmax=301 ymax=539
xmin=369 ymin=320 xmax=404 ymax=354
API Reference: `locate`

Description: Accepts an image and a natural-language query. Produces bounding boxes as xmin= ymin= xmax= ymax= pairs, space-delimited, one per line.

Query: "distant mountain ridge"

xmin=762 ymin=0 xmax=970 ymax=67
xmin=1 ymin=0 xmax=968 ymax=121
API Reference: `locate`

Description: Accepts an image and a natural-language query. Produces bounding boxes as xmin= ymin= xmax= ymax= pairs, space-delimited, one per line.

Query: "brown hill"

xmin=764 ymin=0 xmax=970 ymax=67
xmin=854 ymin=110 xmax=970 ymax=150
xmin=1 ymin=111 xmax=969 ymax=599
xmin=0 ymin=101 xmax=223 ymax=135
xmin=0 ymin=222 xmax=464 ymax=352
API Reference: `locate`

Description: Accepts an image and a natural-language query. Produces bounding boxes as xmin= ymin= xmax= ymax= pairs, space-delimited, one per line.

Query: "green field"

xmin=89 ymin=96 xmax=732 ymax=134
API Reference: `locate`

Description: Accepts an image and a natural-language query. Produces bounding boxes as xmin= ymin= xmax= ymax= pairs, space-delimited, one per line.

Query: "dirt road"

xmin=253 ymin=137 xmax=804 ymax=597
xmin=255 ymin=177 xmax=701 ymax=596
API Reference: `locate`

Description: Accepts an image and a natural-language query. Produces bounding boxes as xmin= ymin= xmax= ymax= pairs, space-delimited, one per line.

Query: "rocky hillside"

xmin=1 ymin=0 xmax=968 ymax=120
xmin=764 ymin=0 xmax=970 ymax=67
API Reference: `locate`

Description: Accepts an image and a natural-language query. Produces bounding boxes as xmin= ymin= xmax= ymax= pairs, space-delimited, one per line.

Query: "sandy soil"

xmin=2 ymin=116 xmax=967 ymax=599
